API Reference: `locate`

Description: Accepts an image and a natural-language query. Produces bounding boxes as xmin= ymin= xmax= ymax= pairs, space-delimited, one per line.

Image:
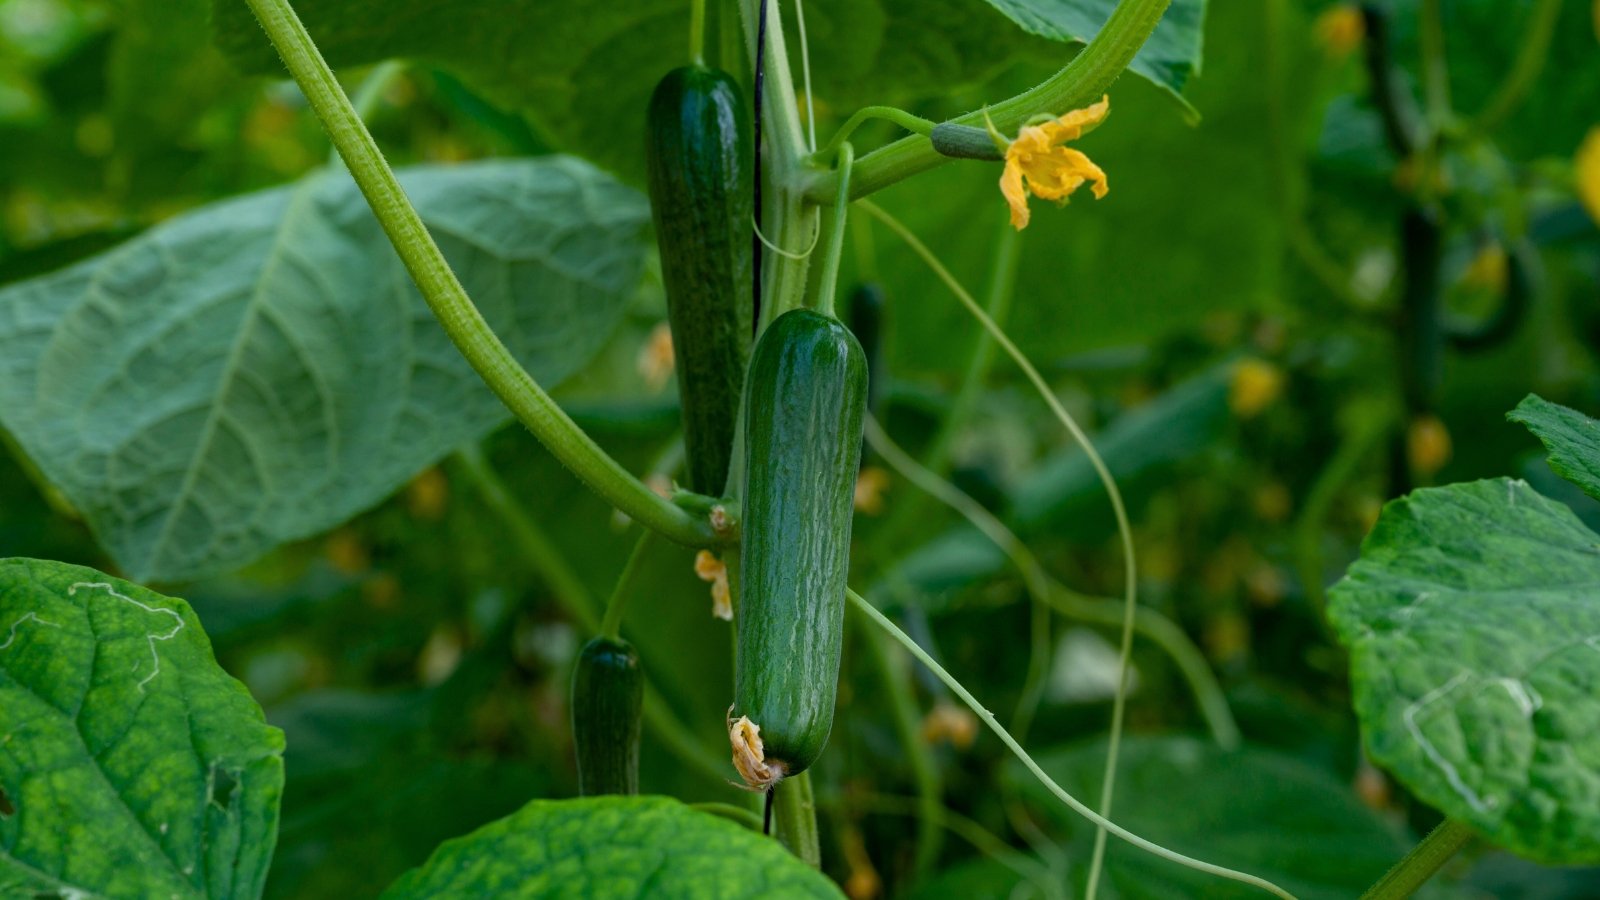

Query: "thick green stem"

xmin=1360 ymin=819 xmax=1475 ymax=900
xmin=811 ymin=143 xmax=854 ymax=316
xmin=773 ymin=771 xmax=822 ymax=866
xmin=802 ymin=0 xmax=1172 ymax=202
xmin=242 ymin=0 xmax=716 ymax=549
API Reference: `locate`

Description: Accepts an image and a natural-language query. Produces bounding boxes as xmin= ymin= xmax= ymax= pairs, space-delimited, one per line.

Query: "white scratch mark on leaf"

xmin=1403 ymin=670 xmax=1488 ymax=813
xmin=1494 ymin=678 xmax=1542 ymax=716
xmin=69 ymin=582 xmax=184 ymax=692
xmin=0 ymin=612 xmax=60 ymax=650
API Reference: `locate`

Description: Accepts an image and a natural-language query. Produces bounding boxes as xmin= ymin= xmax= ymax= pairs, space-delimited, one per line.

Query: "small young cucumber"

xmin=571 ymin=636 xmax=643 ymax=795
xmin=645 ymin=65 xmax=753 ymax=495
xmin=733 ymin=309 xmax=867 ymax=782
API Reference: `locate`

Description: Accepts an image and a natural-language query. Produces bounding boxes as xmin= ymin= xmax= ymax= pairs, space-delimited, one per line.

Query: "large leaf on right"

xmin=381 ymin=796 xmax=842 ymax=898
xmin=0 ymin=558 xmax=284 ymax=899
xmin=0 ymin=157 xmax=648 ymax=582
xmin=1329 ymin=478 xmax=1600 ymax=864
xmin=1008 ymin=736 xmax=1409 ymax=899
xmin=1508 ymin=395 xmax=1600 ymax=503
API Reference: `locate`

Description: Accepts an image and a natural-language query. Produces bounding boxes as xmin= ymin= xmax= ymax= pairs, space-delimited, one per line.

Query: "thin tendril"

xmin=857 ymin=199 xmax=1140 ymax=900
xmin=752 ymin=214 xmax=820 ymax=260
xmin=794 ymin=0 xmax=816 ymax=151
xmin=846 ymin=589 xmax=1296 ymax=900
xmin=815 ymin=105 xmax=936 ymax=161
xmin=751 ymin=0 xmax=769 ymax=338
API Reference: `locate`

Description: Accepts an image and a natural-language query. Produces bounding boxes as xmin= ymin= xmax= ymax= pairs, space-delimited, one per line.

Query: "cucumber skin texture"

xmin=571 ymin=636 xmax=643 ymax=796
xmin=735 ymin=309 xmax=867 ymax=775
xmin=645 ymin=65 xmax=753 ymax=495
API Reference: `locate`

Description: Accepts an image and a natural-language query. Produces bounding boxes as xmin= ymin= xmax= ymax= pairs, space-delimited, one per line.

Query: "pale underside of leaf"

xmin=0 ymin=158 xmax=649 ymax=582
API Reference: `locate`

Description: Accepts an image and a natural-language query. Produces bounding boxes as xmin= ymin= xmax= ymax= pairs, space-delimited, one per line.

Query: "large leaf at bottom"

xmin=1329 ymin=478 xmax=1600 ymax=864
xmin=1007 ymin=736 xmax=1408 ymax=899
xmin=381 ymin=796 xmax=842 ymax=898
xmin=0 ymin=558 xmax=284 ymax=899
xmin=0 ymin=157 xmax=648 ymax=582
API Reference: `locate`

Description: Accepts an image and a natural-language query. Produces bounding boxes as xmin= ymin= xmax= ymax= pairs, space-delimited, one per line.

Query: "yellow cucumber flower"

xmin=999 ymin=95 xmax=1110 ymax=230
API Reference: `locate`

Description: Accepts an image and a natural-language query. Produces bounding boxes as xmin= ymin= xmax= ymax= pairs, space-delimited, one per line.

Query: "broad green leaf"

xmin=381 ymin=795 xmax=843 ymax=898
xmin=207 ymin=0 xmax=1197 ymax=183
xmin=0 ymin=558 xmax=284 ymax=899
xmin=1008 ymin=736 xmax=1410 ymax=899
xmin=0 ymin=157 xmax=649 ymax=582
xmin=977 ymin=0 xmax=1206 ymax=96
xmin=1328 ymin=478 xmax=1600 ymax=864
xmin=1508 ymin=394 xmax=1600 ymax=503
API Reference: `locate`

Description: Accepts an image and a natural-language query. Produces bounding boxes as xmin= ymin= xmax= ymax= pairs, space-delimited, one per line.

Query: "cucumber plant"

xmin=0 ymin=0 xmax=1597 ymax=898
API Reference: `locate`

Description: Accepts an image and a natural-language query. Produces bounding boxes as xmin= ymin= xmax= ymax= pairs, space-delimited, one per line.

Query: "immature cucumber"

xmin=645 ymin=65 xmax=753 ymax=495
xmin=571 ymin=636 xmax=643 ymax=795
xmin=731 ymin=309 xmax=867 ymax=784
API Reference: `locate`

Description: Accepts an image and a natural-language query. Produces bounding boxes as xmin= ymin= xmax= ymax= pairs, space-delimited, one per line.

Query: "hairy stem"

xmin=243 ymin=0 xmax=716 ymax=548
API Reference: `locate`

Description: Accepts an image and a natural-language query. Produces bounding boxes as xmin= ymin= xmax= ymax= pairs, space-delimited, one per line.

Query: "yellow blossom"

xmin=1314 ymin=5 xmax=1365 ymax=57
xmin=1578 ymin=126 xmax=1600 ymax=227
xmin=1000 ymin=95 xmax=1110 ymax=230
xmin=636 ymin=321 xmax=675 ymax=392
xmin=694 ymin=550 xmax=732 ymax=621
xmin=853 ymin=466 xmax=890 ymax=515
xmin=1407 ymin=414 xmax=1452 ymax=477
xmin=920 ymin=701 xmax=978 ymax=749
xmin=1229 ymin=358 xmax=1285 ymax=418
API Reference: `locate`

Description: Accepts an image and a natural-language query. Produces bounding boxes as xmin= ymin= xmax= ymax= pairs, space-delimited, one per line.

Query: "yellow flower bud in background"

xmin=1407 ymin=414 xmax=1453 ymax=477
xmin=1229 ymin=358 xmax=1285 ymax=418
xmin=1314 ymin=5 xmax=1365 ymax=58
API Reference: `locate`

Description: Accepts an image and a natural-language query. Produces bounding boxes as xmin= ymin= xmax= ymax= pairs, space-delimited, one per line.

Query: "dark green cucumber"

xmin=571 ymin=636 xmax=643 ymax=795
xmin=645 ymin=65 xmax=753 ymax=495
xmin=734 ymin=309 xmax=867 ymax=777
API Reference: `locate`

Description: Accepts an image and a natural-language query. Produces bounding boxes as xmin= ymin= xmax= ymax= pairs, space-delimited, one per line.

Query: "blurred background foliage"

xmin=2 ymin=0 xmax=1599 ymax=896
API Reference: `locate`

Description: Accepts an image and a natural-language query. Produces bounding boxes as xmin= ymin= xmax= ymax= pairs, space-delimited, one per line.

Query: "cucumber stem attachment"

xmin=599 ymin=531 xmax=656 ymax=639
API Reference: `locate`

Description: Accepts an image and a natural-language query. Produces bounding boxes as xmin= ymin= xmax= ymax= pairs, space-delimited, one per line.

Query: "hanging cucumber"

xmin=729 ymin=309 xmax=867 ymax=788
xmin=645 ymin=65 xmax=753 ymax=495
xmin=571 ymin=636 xmax=643 ymax=795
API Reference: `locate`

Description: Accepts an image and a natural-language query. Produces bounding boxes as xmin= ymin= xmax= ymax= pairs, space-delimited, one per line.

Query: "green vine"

xmin=242 ymin=0 xmax=718 ymax=550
